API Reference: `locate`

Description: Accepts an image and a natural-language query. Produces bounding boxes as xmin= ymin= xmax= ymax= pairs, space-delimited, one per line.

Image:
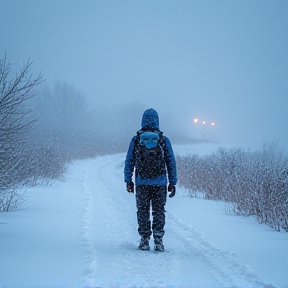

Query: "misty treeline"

xmin=177 ymin=144 xmax=288 ymax=232
xmin=0 ymin=55 xmax=143 ymax=211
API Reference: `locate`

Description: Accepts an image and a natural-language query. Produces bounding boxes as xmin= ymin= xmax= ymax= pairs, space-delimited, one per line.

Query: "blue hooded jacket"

xmin=124 ymin=108 xmax=177 ymax=186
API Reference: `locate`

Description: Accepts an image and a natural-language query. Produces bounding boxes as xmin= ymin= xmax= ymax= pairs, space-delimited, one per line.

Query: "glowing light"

xmin=193 ymin=118 xmax=215 ymax=127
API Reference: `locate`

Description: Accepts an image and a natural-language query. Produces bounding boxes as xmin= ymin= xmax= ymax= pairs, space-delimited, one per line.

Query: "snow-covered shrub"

xmin=177 ymin=144 xmax=288 ymax=232
xmin=0 ymin=55 xmax=43 ymax=211
xmin=0 ymin=187 xmax=26 ymax=212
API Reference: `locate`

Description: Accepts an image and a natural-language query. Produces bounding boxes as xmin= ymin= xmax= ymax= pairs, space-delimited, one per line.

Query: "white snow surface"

xmin=0 ymin=143 xmax=287 ymax=288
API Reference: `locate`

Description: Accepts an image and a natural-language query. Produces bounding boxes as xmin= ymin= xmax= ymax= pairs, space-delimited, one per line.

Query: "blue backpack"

xmin=134 ymin=130 xmax=166 ymax=179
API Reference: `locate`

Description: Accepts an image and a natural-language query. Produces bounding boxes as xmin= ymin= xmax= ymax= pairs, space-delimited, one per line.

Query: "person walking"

xmin=124 ymin=108 xmax=177 ymax=252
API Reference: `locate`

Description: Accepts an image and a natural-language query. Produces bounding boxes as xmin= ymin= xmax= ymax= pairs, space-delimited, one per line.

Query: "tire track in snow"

xmin=81 ymin=154 xmax=136 ymax=286
xmin=81 ymin=153 xmax=272 ymax=288
xmin=81 ymin=160 xmax=98 ymax=287
xmin=165 ymin=212 xmax=266 ymax=288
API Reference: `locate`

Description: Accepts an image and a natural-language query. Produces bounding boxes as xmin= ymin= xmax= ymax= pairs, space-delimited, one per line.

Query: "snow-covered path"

xmin=1 ymin=149 xmax=286 ymax=288
xmin=81 ymin=153 xmax=267 ymax=287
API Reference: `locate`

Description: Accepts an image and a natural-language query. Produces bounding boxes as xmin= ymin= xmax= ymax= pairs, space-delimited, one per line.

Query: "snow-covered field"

xmin=0 ymin=143 xmax=287 ymax=288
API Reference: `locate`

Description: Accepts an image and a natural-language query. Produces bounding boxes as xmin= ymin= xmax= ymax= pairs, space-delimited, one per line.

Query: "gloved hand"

xmin=168 ymin=184 xmax=176 ymax=198
xmin=126 ymin=182 xmax=134 ymax=193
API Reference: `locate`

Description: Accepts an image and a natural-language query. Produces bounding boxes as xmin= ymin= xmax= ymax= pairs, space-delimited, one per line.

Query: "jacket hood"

xmin=141 ymin=108 xmax=159 ymax=130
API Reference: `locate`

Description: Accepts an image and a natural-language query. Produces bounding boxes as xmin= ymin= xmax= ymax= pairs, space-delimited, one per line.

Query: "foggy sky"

xmin=1 ymin=0 xmax=287 ymax=151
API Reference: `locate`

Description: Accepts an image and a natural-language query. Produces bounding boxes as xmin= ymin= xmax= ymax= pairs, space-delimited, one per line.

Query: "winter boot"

xmin=154 ymin=237 xmax=164 ymax=252
xmin=138 ymin=237 xmax=150 ymax=251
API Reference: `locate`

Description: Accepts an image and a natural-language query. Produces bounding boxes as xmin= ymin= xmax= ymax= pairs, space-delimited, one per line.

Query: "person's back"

xmin=124 ymin=108 xmax=177 ymax=252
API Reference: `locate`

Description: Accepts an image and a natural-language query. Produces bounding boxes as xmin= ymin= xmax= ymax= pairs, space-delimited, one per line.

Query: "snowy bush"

xmin=0 ymin=187 xmax=26 ymax=212
xmin=177 ymin=144 xmax=288 ymax=232
xmin=0 ymin=55 xmax=43 ymax=211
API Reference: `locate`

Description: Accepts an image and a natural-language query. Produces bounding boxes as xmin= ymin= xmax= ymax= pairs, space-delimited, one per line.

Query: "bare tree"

xmin=0 ymin=54 xmax=43 ymax=211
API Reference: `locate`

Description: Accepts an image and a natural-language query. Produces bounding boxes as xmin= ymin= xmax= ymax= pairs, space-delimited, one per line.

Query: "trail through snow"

xmin=81 ymin=153 xmax=268 ymax=287
xmin=1 ymin=149 xmax=284 ymax=288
